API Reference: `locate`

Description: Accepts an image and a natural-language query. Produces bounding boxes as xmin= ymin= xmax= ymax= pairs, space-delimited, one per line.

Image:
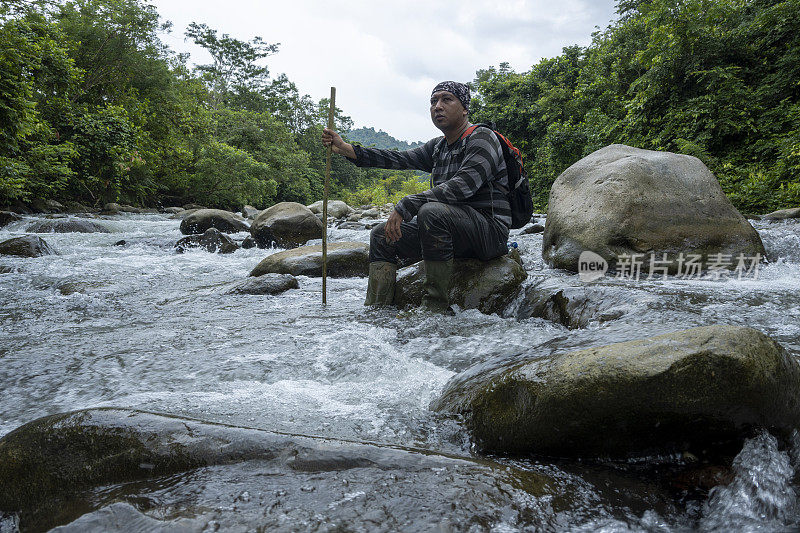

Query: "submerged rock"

xmin=433 ymin=325 xmax=800 ymax=457
xmin=394 ymin=255 xmax=526 ymax=315
xmin=0 ymin=236 xmax=55 ymax=257
xmin=543 ymin=144 xmax=765 ymax=273
xmin=250 ymin=242 xmax=369 ymax=278
xmin=0 ymin=408 xmax=554 ymax=532
xmin=27 ymin=219 xmax=111 ymax=233
xmin=226 ymin=273 xmax=298 ymax=295
xmin=175 ymin=228 xmax=240 ymax=254
xmin=762 ymin=207 xmax=800 ymax=220
xmin=179 ymin=209 xmax=249 ymax=235
xmin=250 ymin=202 xmax=324 ymax=248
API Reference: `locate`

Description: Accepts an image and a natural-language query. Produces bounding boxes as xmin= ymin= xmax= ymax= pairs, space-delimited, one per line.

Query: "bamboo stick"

xmin=323 ymin=87 xmax=335 ymax=304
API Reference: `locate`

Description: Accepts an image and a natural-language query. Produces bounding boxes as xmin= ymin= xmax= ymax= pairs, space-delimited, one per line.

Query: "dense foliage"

xmin=2 ymin=0 xmax=798 ymax=214
xmin=471 ymin=0 xmax=800 ymax=214
xmin=345 ymin=127 xmax=424 ymax=150
xmin=0 ymin=0 xmax=420 ymax=210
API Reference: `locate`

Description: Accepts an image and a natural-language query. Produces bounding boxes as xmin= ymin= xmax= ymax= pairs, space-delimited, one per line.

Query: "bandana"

xmin=431 ymin=81 xmax=470 ymax=112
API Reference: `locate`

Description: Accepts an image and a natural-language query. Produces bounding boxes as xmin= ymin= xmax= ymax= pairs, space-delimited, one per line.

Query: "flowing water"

xmin=1 ymin=213 xmax=799 ymax=531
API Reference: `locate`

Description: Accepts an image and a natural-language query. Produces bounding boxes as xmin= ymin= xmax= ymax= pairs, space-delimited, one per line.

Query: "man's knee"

xmin=370 ymin=222 xmax=387 ymax=244
xmin=417 ymin=202 xmax=450 ymax=227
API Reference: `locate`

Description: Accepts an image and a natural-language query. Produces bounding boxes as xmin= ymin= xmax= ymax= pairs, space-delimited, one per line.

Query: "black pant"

xmin=369 ymin=203 xmax=509 ymax=263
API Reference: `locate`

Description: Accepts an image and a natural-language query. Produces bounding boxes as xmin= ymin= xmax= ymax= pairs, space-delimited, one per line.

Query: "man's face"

xmin=430 ymin=90 xmax=467 ymax=131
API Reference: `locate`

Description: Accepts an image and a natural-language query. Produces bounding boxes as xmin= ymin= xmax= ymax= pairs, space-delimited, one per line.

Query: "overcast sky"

xmin=151 ymin=0 xmax=619 ymax=142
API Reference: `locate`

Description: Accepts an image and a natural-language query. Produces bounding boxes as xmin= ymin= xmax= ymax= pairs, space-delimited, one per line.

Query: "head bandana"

xmin=431 ymin=81 xmax=470 ymax=112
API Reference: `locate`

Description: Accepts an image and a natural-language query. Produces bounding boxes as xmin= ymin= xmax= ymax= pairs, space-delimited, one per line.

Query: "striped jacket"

xmin=351 ymin=125 xmax=512 ymax=227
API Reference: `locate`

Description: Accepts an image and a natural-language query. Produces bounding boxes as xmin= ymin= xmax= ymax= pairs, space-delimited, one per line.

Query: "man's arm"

xmin=322 ymin=128 xmax=438 ymax=172
xmin=393 ymin=127 xmax=503 ymax=221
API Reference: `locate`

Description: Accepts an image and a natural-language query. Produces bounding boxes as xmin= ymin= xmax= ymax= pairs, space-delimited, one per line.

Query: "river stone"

xmin=27 ymin=219 xmax=112 ymax=233
xmin=0 ymin=211 xmax=22 ymax=227
xmin=307 ymin=200 xmax=353 ymax=219
xmin=0 ymin=236 xmax=55 ymax=257
xmin=432 ymin=325 xmax=800 ymax=457
xmin=543 ymin=144 xmax=766 ymax=273
xmin=179 ymin=209 xmax=249 ymax=235
xmin=361 ymin=208 xmax=380 ymax=219
xmin=101 ymin=202 xmax=121 ymax=214
xmin=163 ymin=206 xmax=184 ymax=214
xmin=520 ymin=223 xmax=545 ymax=235
xmin=182 ymin=203 xmax=205 ymax=210
xmin=250 ymin=202 xmax=323 ymax=248
xmin=175 ymin=228 xmax=239 ymax=254
xmin=0 ymin=408 xmax=554 ymax=532
xmin=170 ymin=208 xmax=199 ymax=220
xmin=250 ymin=241 xmax=369 ymax=278
xmin=394 ymin=255 xmax=527 ymax=315
xmin=762 ymin=207 xmax=800 ymax=220
xmin=241 ymin=204 xmax=261 ymax=219
xmin=226 ymin=273 xmax=299 ymax=295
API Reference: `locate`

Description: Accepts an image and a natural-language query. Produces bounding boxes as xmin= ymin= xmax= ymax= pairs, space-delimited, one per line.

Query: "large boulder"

xmin=27 ymin=219 xmax=112 ymax=233
xmin=762 ymin=207 xmax=800 ymax=220
xmin=250 ymin=241 xmax=369 ymax=278
xmin=543 ymin=145 xmax=765 ymax=273
xmin=307 ymin=200 xmax=353 ymax=219
xmin=0 ymin=211 xmax=22 ymax=228
xmin=0 ymin=236 xmax=55 ymax=257
xmin=175 ymin=228 xmax=239 ymax=254
xmin=394 ymin=254 xmax=526 ymax=315
xmin=0 ymin=408 xmax=554 ymax=532
xmin=433 ymin=325 xmax=800 ymax=457
xmin=250 ymin=202 xmax=324 ymax=248
xmin=226 ymin=273 xmax=299 ymax=295
xmin=179 ymin=209 xmax=248 ymax=235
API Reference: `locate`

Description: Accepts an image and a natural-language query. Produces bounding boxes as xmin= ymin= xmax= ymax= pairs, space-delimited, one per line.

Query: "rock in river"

xmin=0 ymin=408 xmax=554 ymax=532
xmin=307 ymin=200 xmax=353 ymax=219
xmin=394 ymin=254 xmax=527 ymax=315
xmin=179 ymin=208 xmax=249 ymax=235
xmin=762 ymin=207 xmax=800 ymax=220
xmin=250 ymin=241 xmax=369 ymax=278
xmin=0 ymin=236 xmax=55 ymax=257
xmin=27 ymin=219 xmax=111 ymax=233
xmin=432 ymin=325 xmax=800 ymax=457
xmin=543 ymin=144 xmax=765 ymax=272
xmin=175 ymin=228 xmax=239 ymax=254
xmin=250 ymin=202 xmax=323 ymax=248
xmin=0 ymin=211 xmax=22 ymax=228
xmin=226 ymin=273 xmax=299 ymax=295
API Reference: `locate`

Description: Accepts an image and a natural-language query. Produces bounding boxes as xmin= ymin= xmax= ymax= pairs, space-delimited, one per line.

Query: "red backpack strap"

xmin=460 ymin=124 xmax=480 ymax=139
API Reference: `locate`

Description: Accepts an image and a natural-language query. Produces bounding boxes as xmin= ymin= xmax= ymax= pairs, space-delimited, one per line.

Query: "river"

xmin=1 ymin=213 xmax=799 ymax=531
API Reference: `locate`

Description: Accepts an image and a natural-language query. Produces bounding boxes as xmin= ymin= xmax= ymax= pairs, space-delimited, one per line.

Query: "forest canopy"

xmin=1 ymin=0 xmax=798 ymax=214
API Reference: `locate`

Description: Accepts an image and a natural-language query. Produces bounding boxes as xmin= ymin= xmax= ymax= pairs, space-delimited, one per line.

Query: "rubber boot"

xmin=364 ymin=261 xmax=397 ymax=306
xmin=421 ymin=259 xmax=454 ymax=313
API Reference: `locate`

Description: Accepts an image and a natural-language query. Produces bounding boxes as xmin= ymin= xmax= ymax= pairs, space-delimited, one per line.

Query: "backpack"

xmin=461 ymin=123 xmax=534 ymax=229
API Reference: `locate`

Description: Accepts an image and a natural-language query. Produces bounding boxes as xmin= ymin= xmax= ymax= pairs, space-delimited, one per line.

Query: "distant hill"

xmin=344 ymin=127 xmax=425 ymax=150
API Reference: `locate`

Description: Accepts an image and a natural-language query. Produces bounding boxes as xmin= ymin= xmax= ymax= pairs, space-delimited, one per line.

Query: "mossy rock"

xmin=27 ymin=219 xmax=112 ymax=233
xmin=250 ymin=202 xmax=323 ymax=248
xmin=543 ymin=145 xmax=765 ymax=273
xmin=0 ymin=408 xmax=555 ymax=531
xmin=179 ymin=209 xmax=249 ymax=235
xmin=432 ymin=325 xmax=800 ymax=457
xmin=394 ymin=254 xmax=526 ymax=315
xmin=0 ymin=236 xmax=55 ymax=257
xmin=762 ymin=207 xmax=800 ymax=220
xmin=250 ymin=242 xmax=369 ymax=278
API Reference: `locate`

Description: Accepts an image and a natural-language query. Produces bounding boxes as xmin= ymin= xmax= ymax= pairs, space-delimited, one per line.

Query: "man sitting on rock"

xmin=322 ymin=81 xmax=510 ymax=312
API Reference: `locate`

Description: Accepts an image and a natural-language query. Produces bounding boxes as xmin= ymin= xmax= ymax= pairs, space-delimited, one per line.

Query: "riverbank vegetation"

xmin=1 ymin=0 xmax=798 ymax=214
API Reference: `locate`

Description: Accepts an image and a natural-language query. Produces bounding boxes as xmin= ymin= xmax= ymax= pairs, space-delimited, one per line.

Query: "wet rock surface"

xmin=0 ymin=236 xmax=55 ymax=257
xmin=763 ymin=207 xmax=800 ymax=220
xmin=27 ymin=219 xmax=111 ymax=234
xmin=250 ymin=202 xmax=323 ymax=248
xmin=394 ymin=254 xmax=527 ymax=315
xmin=543 ymin=144 xmax=765 ymax=272
xmin=0 ymin=408 xmax=556 ymax=532
xmin=226 ymin=273 xmax=299 ymax=295
xmin=0 ymin=211 xmax=22 ymax=228
xmin=179 ymin=209 xmax=248 ymax=235
xmin=250 ymin=241 xmax=369 ymax=278
xmin=433 ymin=325 xmax=800 ymax=457
xmin=307 ymin=200 xmax=353 ymax=219
xmin=175 ymin=228 xmax=240 ymax=254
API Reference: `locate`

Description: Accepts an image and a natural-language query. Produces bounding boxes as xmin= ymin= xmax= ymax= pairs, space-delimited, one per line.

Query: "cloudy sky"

xmin=151 ymin=0 xmax=619 ymax=142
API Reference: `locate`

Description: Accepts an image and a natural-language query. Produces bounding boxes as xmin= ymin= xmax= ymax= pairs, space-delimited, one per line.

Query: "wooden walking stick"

xmin=323 ymin=87 xmax=336 ymax=304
